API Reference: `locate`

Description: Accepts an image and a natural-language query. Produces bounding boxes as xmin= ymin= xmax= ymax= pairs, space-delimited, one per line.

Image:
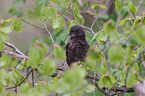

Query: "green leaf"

xmin=50 ymin=16 xmax=65 ymax=30
xmin=0 ymin=54 xmax=12 ymax=68
xmin=133 ymin=63 xmax=138 ymax=72
xmin=85 ymin=46 xmax=104 ymax=71
xmin=97 ymin=32 xmax=107 ymax=44
xmin=67 ymin=20 xmax=78 ymax=32
xmin=27 ymin=47 xmax=45 ymax=68
xmin=53 ymin=44 xmax=66 ymax=60
xmin=0 ymin=84 xmax=5 ymax=93
xmin=107 ymin=75 xmax=116 ymax=89
xmin=72 ymin=4 xmax=84 ymax=24
xmin=98 ymin=75 xmax=116 ymax=89
xmin=54 ymin=65 xmax=87 ymax=93
xmin=119 ymin=19 xmax=129 ymax=26
xmin=127 ymin=69 xmax=138 ymax=88
xmin=21 ymin=83 xmax=32 ymax=93
xmin=103 ymin=20 xmax=116 ymax=33
xmin=11 ymin=17 xmax=24 ymax=33
xmin=133 ymin=18 xmax=141 ymax=27
xmin=115 ymin=0 xmax=123 ymax=12
xmin=128 ymin=1 xmax=137 ymax=15
xmin=108 ymin=46 xmax=123 ymax=64
xmin=99 ymin=63 xmax=108 ymax=75
xmin=0 ymin=26 xmax=12 ymax=34
xmin=91 ymin=4 xmax=106 ymax=9
xmin=134 ymin=26 xmax=145 ymax=46
xmin=4 ymin=18 xmax=12 ymax=23
xmin=98 ymin=75 xmax=106 ymax=88
xmin=125 ymin=44 xmax=135 ymax=63
xmin=38 ymin=57 xmax=56 ymax=76
xmin=41 ymin=5 xmax=57 ymax=20
xmin=90 ymin=31 xmax=107 ymax=44
xmin=0 ymin=36 xmax=4 ymax=50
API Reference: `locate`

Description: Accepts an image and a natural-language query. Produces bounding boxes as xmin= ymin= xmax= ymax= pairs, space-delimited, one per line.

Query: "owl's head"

xmin=69 ymin=25 xmax=85 ymax=39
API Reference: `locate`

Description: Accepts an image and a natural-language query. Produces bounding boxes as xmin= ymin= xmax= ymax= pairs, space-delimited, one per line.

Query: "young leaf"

xmin=107 ymin=75 xmax=116 ymax=89
xmin=103 ymin=20 xmax=116 ymax=33
xmin=0 ymin=54 xmax=12 ymax=68
xmin=41 ymin=5 xmax=57 ymax=20
xmin=96 ymin=32 xmax=107 ymax=44
xmin=27 ymin=47 xmax=44 ymax=68
xmin=99 ymin=63 xmax=108 ymax=75
xmin=127 ymin=69 xmax=138 ymax=88
xmin=72 ymin=4 xmax=84 ymax=24
xmin=38 ymin=57 xmax=56 ymax=76
xmin=11 ymin=17 xmax=24 ymax=33
xmin=108 ymin=46 xmax=123 ymax=64
xmin=134 ymin=26 xmax=145 ymax=46
xmin=115 ymin=0 xmax=123 ymax=12
xmin=91 ymin=4 xmax=106 ymax=9
xmin=128 ymin=1 xmax=137 ymax=15
xmin=133 ymin=18 xmax=141 ymax=27
xmin=119 ymin=19 xmax=129 ymax=26
xmin=0 ymin=36 xmax=4 ymax=50
xmin=53 ymin=43 xmax=66 ymax=60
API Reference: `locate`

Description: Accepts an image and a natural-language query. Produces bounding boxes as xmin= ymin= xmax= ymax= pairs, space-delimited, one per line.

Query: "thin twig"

xmin=32 ymin=69 xmax=35 ymax=87
xmin=5 ymin=69 xmax=33 ymax=90
xmin=122 ymin=35 xmax=132 ymax=46
xmin=81 ymin=25 xmax=95 ymax=35
xmin=137 ymin=0 xmax=144 ymax=10
xmin=43 ymin=19 xmax=55 ymax=44
xmin=90 ymin=0 xmax=114 ymax=29
xmin=59 ymin=7 xmax=69 ymax=16
xmin=93 ymin=72 xmax=96 ymax=96
xmin=21 ymin=19 xmax=45 ymax=30
xmin=133 ymin=43 xmax=141 ymax=51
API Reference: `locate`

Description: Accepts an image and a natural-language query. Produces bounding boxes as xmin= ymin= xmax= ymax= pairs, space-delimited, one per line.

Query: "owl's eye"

xmin=71 ymin=31 xmax=75 ymax=33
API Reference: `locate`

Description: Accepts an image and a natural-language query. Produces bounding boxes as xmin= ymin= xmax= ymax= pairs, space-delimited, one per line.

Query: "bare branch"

xmin=4 ymin=42 xmax=27 ymax=57
xmin=43 ymin=19 xmax=55 ymax=44
xmin=91 ymin=0 xmax=114 ymax=29
xmin=122 ymin=35 xmax=132 ymax=46
xmin=2 ymin=50 xmax=28 ymax=60
xmin=21 ymin=19 xmax=45 ymax=30
xmin=137 ymin=0 xmax=144 ymax=10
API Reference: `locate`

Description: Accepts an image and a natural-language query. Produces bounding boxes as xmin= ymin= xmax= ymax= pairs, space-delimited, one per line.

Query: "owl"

xmin=65 ymin=25 xmax=89 ymax=66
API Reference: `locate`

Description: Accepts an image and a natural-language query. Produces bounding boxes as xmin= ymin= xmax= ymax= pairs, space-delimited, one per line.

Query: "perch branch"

xmin=2 ymin=50 xmax=28 ymax=60
xmin=4 ymin=42 xmax=26 ymax=57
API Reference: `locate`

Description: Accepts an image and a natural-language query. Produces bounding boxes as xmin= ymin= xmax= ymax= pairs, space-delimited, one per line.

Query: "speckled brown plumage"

xmin=65 ymin=25 xmax=89 ymax=66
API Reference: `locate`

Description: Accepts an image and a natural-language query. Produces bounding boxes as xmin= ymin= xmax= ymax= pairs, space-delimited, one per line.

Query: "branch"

xmin=4 ymin=42 xmax=27 ymax=57
xmin=90 ymin=0 xmax=114 ymax=29
xmin=21 ymin=19 xmax=45 ymax=30
xmin=121 ymin=35 xmax=132 ymax=46
xmin=43 ymin=19 xmax=55 ymax=44
xmin=2 ymin=50 xmax=28 ymax=60
xmin=5 ymin=69 xmax=33 ymax=90
xmin=81 ymin=25 xmax=95 ymax=35
xmin=137 ymin=0 xmax=144 ymax=10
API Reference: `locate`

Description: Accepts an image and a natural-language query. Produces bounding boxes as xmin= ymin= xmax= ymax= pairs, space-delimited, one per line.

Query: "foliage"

xmin=0 ymin=0 xmax=145 ymax=96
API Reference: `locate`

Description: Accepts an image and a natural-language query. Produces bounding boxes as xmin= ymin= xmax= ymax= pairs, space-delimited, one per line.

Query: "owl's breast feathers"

xmin=66 ymin=38 xmax=89 ymax=65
